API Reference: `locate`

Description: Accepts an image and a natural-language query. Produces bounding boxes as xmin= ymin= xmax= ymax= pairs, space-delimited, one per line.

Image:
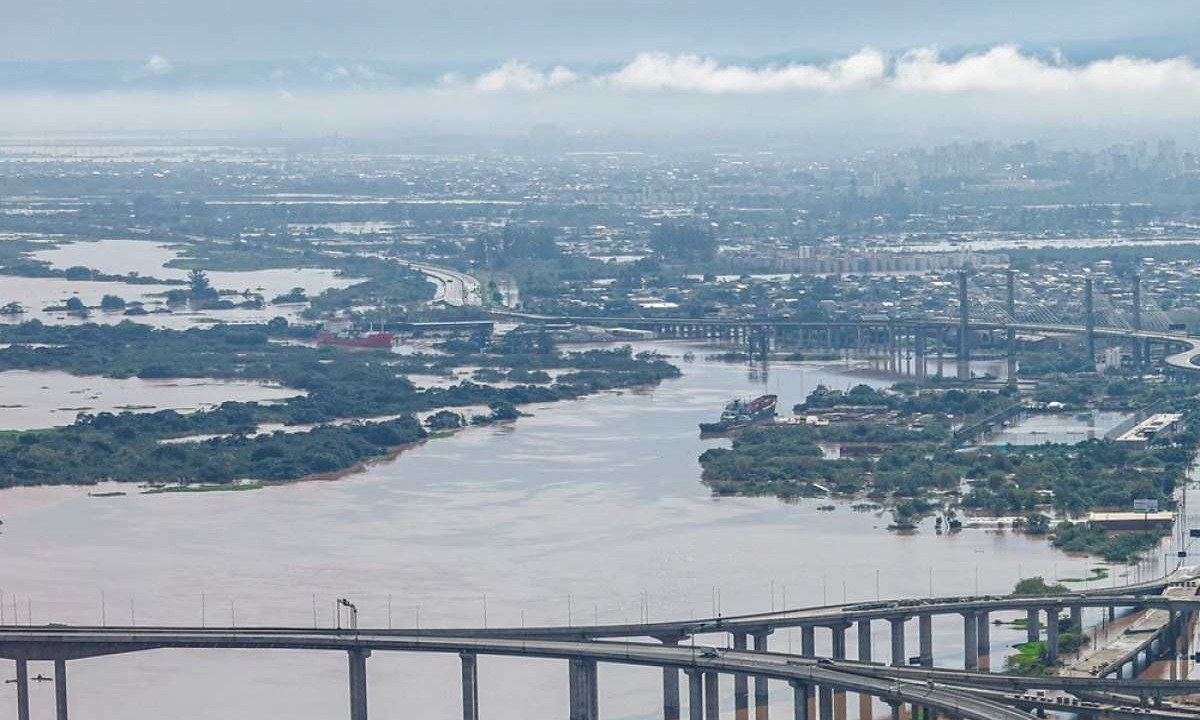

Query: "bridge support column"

xmin=889 ymin=617 xmax=906 ymax=667
xmin=569 ymin=659 xmax=599 ymax=720
xmin=704 ymin=672 xmax=720 ymax=720
xmin=977 ymin=611 xmax=991 ymax=662
xmin=1026 ymin=608 xmax=1039 ymax=643
xmin=54 ymin=658 xmax=68 ymax=720
xmin=817 ymin=686 xmax=833 ymax=720
xmin=962 ymin=611 xmax=978 ymax=670
xmin=856 ymin=619 xmax=872 ymax=662
xmin=347 ymin=648 xmax=370 ymax=720
xmin=1045 ymin=609 xmax=1059 ymax=662
xmin=829 ymin=625 xmax=846 ymax=660
xmin=1071 ymin=607 xmax=1083 ymax=632
xmin=887 ymin=702 xmax=901 ymax=720
xmin=801 ymin=625 xmax=815 ymax=657
xmin=753 ymin=631 xmax=771 ymax=720
xmin=686 ymin=670 xmax=704 ymax=720
xmin=661 ymin=639 xmax=681 ymax=720
xmin=918 ymin=614 xmax=933 ymax=667
xmin=790 ymin=682 xmax=809 ymax=720
xmin=734 ymin=633 xmax=750 ymax=720
xmin=15 ymin=659 xmax=29 ymax=720
xmin=915 ymin=329 xmax=926 ymax=380
xmin=460 ymin=653 xmax=479 ymax=720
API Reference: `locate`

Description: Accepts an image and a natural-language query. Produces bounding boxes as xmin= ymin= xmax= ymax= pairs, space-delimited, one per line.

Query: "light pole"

xmin=338 ymin=598 xmax=359 ymax=630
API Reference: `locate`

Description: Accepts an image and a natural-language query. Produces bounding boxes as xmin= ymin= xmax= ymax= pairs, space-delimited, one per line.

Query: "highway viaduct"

xmin=5 ymin=571 xmax=1200 ymax=720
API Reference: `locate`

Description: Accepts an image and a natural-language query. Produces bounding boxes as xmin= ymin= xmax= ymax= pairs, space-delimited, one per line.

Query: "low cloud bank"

xmin=5 ymin=46 xmax=1200 ymax=143
xmin=448 ymin=45 xmax=1200 ymax=94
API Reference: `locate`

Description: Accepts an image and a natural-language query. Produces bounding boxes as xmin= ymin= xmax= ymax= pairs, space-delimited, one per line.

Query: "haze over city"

xmin=5 ymin=3 xmax=1200 ymax=720
xmin=4 ymin=1 xmax=1200 ymax=145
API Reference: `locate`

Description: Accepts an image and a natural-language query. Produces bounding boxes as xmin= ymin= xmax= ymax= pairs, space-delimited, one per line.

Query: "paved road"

xmin=400 ymin=261 xmax=482 ymax=307
xmin=0 ymin=629 xmax=1036 ymax=720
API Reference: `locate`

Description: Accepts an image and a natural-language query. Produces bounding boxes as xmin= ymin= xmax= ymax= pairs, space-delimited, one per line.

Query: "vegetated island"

xmin=0 ymin=320 xmax=679 ymax=488
xmin=699 ymin=380 xmax=1199 ymax=563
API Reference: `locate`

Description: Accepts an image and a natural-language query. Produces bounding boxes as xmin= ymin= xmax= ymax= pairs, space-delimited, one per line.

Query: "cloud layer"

xmin=446 ymin=45 xmax=1200 ymax=95
xmin=6 ymin=45 xmax=1200 ymax=144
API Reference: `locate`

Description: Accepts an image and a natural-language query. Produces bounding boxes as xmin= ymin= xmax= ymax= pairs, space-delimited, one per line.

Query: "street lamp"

xmin=337 ymin=598 xmax=359 ymax=630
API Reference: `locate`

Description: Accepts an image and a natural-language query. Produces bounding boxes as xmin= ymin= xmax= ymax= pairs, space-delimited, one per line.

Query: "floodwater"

xmin=0 ymin=344 xmax=1177 ymax=720
xmin=0 ymin=370 xmax=300 ymax=430
xmin=0 ymin=238 xmax=359 ymax=329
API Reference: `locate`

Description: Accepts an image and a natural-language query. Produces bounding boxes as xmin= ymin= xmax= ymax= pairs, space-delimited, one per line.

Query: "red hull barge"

xmin=316 ymin=331 xmax=395 ymax=349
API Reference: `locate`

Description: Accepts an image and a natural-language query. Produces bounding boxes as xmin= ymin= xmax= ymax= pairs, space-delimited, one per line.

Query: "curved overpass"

xmin=0 ymin=628 xmax=1073 ymax=720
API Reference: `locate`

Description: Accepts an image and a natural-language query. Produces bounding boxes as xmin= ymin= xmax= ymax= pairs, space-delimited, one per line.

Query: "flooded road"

xmin=0 ymin=343 xmax=1170 ymax=720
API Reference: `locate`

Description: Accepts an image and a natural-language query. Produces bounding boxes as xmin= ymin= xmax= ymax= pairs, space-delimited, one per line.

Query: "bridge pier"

xmin=348 ymin=648 xmax=370 ymax=720
xmin=801 ymin=625 xmax=815 ymax=657
xmin=1071 ymin=607 xmax=1083 ymax=632
xmin=753 ymin=631 xmax=771 ymax=720
xmin=460 ymin=653 xmax=479 ymax=720
xmin=55 ymin=658 xmax=68 ymax=720
xmin=889 ymin=617 xmax=906 ymax=667
xmin=734 ymin=632 xmax=750 ymax=720
xmin=818 ymin=685 xmax=833 ymax=720
xmin=15 ymin=659 xmax=29 ymax=720
xmin=962 ymin=611 xmax=978 ymax=670
xmin=704 ymin=671 xmax=720 ymax=720
xmin=1045 ymin=609 xmax=1060 ymax=662
xmin=660 ymin=639 xmax=682 ymax=720
xmin=1026 ymin=608 xmax=1039 ymax=643
xmin=685 ymin=670 xmax=703 ymax=720
xmin=977 ymin=612 xmax=990 ymax=667
xmin=790 ymin=682 xmax=809 ymax=720
xmin=569 ymin=658 xmax=599 ymax=720
xmin=918 ymin=614 xmax=933 ymax=667
xmin=857 ymin=619 xmax=872 ymax=662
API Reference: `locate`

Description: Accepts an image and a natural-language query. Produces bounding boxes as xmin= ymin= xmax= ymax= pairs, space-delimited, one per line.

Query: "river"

xmin=0 ymin=342 xmax=1183 ymax=719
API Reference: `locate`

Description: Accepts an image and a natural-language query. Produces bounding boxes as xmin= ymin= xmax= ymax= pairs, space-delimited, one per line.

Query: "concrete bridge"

xmin=5 ymin=570 xmax=1200 ymax=720
xmin=495 ymin=270 xmax=1200 ymax=378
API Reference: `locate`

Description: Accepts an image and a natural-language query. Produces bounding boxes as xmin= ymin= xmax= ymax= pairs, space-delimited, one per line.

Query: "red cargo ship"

xmin=316 ymin=331 xmax=395 ymax=349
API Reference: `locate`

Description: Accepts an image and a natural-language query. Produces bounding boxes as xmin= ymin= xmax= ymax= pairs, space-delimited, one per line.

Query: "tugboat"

xmin=699 ymin=394 xmax=777 ymax=435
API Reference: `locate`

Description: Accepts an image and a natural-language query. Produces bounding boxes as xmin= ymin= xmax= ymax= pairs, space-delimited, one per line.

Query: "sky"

xmin=2 ymin=0 xmax=1200 ymax=148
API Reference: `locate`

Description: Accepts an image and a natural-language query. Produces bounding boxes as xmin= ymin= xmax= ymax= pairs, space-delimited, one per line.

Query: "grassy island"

xmin=0 ymin=321 xmax=680 ymax=487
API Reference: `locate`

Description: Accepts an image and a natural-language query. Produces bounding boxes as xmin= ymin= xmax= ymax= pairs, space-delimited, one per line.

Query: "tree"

xmin=188 ymin=269 xmax=219 ymax=304
xmin=650 ymin=223 xmax=717 ymax=263
xmin=425 ymin=410 xmax=465 ymax=431
xmin=100 ymin=294 xmax=126 ymax=310
xmin=0 ymin=302 xmax=23 ymax=315
xmin=65 ymin=296 xmax=86 ymax=312
xmin=488 ymin=401 xmax=520 ymax=421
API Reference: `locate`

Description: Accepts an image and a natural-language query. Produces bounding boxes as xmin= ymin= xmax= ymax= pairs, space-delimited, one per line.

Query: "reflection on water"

xmin=0 ymin=343 xmax=1156 ymax=719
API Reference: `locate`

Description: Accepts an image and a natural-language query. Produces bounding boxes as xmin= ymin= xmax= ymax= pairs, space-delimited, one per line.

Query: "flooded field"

xmin=0 ymin=238 xmax=361 ymax=328
xmin=0 ymin=369 xmax=300 ymax=430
